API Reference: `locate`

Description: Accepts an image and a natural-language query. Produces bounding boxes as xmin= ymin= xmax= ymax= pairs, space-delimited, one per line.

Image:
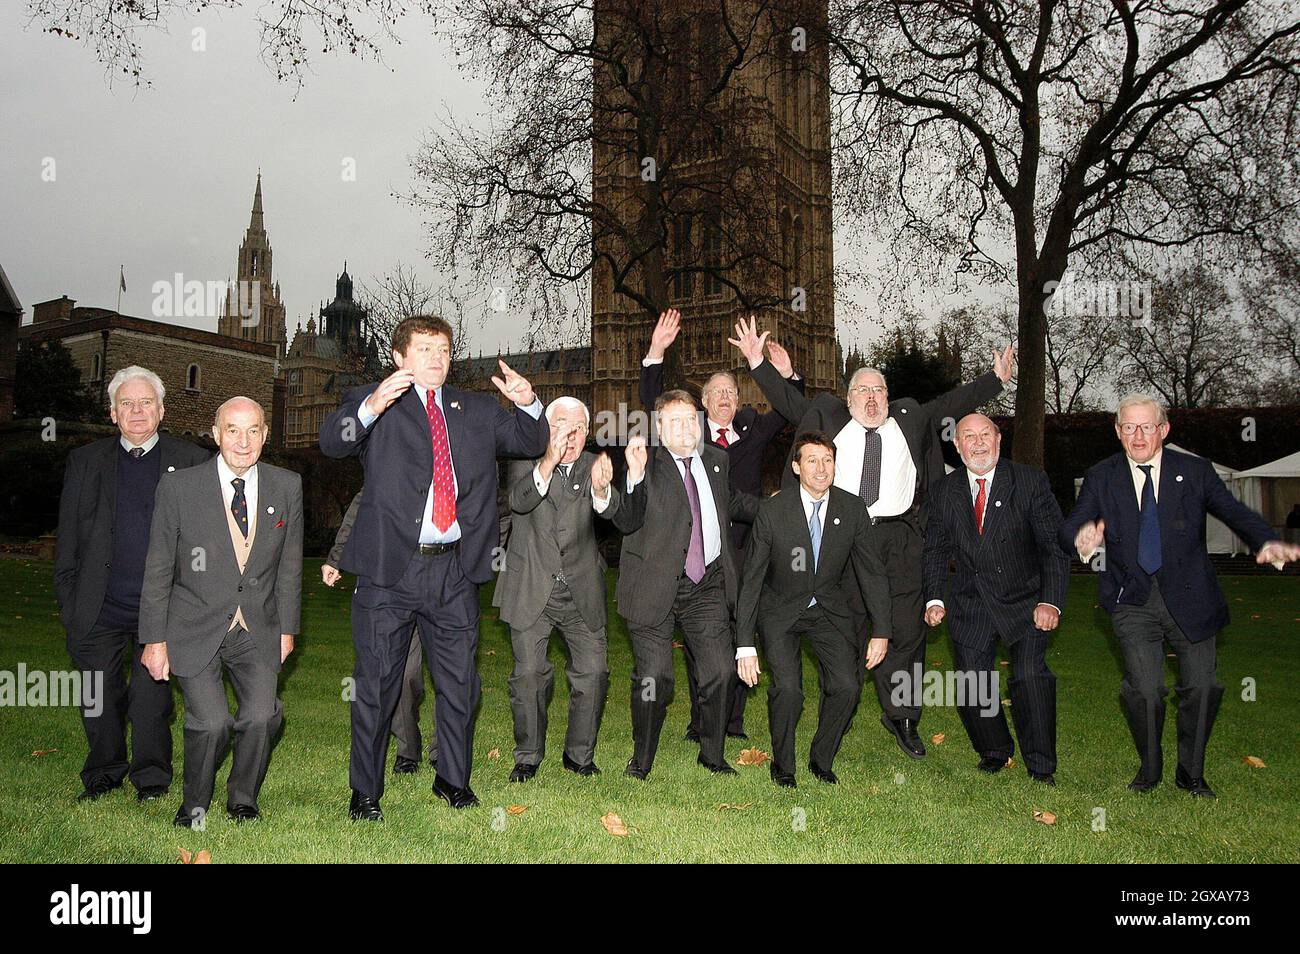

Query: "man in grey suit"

xmin=323 ymin=489 xmax=437 ymax=774
xmin=493 ymin=397 xmax=622 ymax=781
xmin=140 ymin=396 xmax=303 ymax=827
xmin=612 ymin=390 xmax=758 ymax=779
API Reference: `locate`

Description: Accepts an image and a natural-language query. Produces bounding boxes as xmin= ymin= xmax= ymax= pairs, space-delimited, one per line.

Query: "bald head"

xmin=954 ymin=413 xmax=1000 ymax=475
xmin=212 ymin=396 xmax=268 ymax=476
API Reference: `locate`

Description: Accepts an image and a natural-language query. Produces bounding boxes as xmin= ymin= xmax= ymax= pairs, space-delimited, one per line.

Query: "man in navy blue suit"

xmin=320 ymin=315 xmax=549 ymax=818
xmin=1061 ymin=393 xmax=1299 ymax=798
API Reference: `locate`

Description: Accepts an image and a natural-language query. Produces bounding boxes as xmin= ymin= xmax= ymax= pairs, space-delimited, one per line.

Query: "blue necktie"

xmin=809 ymin=499 xmax=823 ymax=573
xmin=1137 ymin=464 xmax=1162 ymax=575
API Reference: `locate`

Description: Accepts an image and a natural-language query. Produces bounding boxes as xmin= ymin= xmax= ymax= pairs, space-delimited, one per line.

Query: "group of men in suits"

xmin=53 ymin=315 xmax=1300 ymax=823
xmin=56 ymin=366 xmax=302 ymax=825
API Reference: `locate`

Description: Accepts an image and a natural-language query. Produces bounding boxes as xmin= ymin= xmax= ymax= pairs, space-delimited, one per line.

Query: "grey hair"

xmin=107 ymin=365 xmax=165 ymax=408
xmin=847 ymin=366 xmax=887 ymax=397
xmin=703 ymin=370 xmax=739 ymax=394
xmin=213 ymin=396 xmax=266 ymax=428
xmin=545 ymin=395 xmax=590 ymax=427
xmin=1115 ymin=392 xmax=1168 ymax=426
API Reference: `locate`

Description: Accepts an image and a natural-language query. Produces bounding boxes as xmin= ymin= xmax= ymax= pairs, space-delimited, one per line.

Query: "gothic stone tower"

xmin=219 ymin=172 xmax=288 ymax=360
xmin=590 ymin=0 xmax=838 ymax=418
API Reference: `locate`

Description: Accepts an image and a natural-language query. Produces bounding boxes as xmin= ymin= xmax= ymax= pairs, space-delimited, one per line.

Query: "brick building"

xmin=18 ymin=298 xmax=277 ymax=435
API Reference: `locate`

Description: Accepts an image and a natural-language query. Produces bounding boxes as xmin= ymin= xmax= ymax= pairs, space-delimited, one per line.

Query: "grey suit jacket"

xmin=54 ymin=435 xmax=211 ymax=640
xmin=138 ymin=457 xmax=304 ymax=678
xmin=492 ymin=451 xmax=621 ymax=631
xmin=611 ymin=443 xmax=758 ymax=629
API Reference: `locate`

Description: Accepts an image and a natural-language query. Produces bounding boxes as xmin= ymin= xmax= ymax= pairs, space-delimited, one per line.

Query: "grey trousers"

xmin=175 ymin=626 xmax=282 ymax=815
xmin=508 ymin=579 xmax=609 ymax=766
xmin=390 ymin=627 xmax=438 ymax=764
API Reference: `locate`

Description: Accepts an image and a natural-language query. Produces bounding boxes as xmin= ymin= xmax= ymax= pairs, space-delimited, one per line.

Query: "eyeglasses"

xmin=116 ymin=399 xmax=157 ymax=412
xmin=1118 ymin=423 xmax=1161 ymax=435
xmin=849 ymin=385 xmax=886 ymax=396
xmin=705 ymin=388 xmax=738 ymax=398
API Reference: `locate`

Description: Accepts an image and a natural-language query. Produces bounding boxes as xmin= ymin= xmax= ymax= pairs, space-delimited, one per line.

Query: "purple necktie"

xmin=679 ymin=457 xmax=706 ymax=583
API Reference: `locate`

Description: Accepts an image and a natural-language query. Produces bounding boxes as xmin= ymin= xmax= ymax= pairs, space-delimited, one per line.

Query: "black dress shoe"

xmin=1030 ymin=772 xmax=1056 ymax=787
xmin=770 ymin=766 xmax=797 ymax=788
xmin=978 ymin=756 xmax=1007 ymax=774
xmin=697 ymin=754 xmax=738 ymax=775
xmin=881 ymin=714 xmax=926 ymax=758
xmin=1175 ymin=765 xmax=1216 ymax=798
xmin=77 ymin=777 xmax=122 ymax=802
xmin=1128 ymin=772 xmax=1160 ymax=793
xmin=227 ymin=803 xmax=261 ymax=823
xmin=683 ymin=728 xmax=701 ymax=744
xmin=433 ymin=775 xmax=480 ymax=809
xmin=809 ymin=762 xmax=838 ymax=784
xmin=727 ymin=731 xmax=749 ymax=740
xmin=173 ymin=806 xmax=201 ymax=828
xmin=348 ymin=791 xmax=383 ymax=821
xmin=509 ymin=762 xmax=539 ymax=783
xmin=393 ymin=755 xmax=419 ymax=775
xmin=136 ymin=785 xmax=169 ymax=802
xmin=563 ymin=753 xmax=600 ymax=777
xmin=624 ymin=759 xmax=649 ymax=780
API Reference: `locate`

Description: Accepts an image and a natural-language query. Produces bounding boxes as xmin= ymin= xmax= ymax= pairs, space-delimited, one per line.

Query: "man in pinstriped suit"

xmin=921 ymin=414 xmax=1068 ymax=785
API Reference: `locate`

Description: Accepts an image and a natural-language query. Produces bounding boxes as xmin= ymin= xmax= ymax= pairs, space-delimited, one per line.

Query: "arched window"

xmin=91 ymin=353 xmax=102 ymax=381
xmin=186 ymin=363 xmax=201 ymax=391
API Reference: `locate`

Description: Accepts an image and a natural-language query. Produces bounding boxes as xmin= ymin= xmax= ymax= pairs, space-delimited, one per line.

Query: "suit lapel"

xmin=1111 ymin=454 xmax=1142 ymax=543
xmin=1157 ymin=451 xmax=1181 ymax=545
xmin=440 ymin=386 xmax=469 ymax=501
xmin=97 ymin=439 xmax=119 ymax=514
xmin=203 ymin=459 xmax=243 ymax=578
xmin=977 ymin=465 xmax=1013 ymax=543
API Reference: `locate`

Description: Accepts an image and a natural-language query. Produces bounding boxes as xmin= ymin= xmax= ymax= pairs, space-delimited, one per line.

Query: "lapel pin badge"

xmin=1176 ymin=475 xmax=1183 ymax=482
xmin=713 ymin=465 xmax=720 ymax=473
xmin=166 ymin=466 xmax=176 ymax=472
xmin=573 ymin=484 xmax=580 ymax=491
xmin=995 ymin=500 xmax=1002 ymax=507
xmin=450 ymin=401 xmax=461 ymax=410
xmin=266 ymin=506 xmax=275 ymax=514
xmin=833 ymin=517 xmax=841 ymax=525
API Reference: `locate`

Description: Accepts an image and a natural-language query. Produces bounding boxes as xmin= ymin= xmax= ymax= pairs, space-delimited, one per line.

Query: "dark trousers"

xmin=508 ymin=579 xmax=609 ymax=766
xmin=628 ymin=562 xmax=733 ymax=773
xmin=762 ymin=603 xmax=861 ymax=776
xmin=1111 ymin=578 xmax=1222 ymax=781
xmin=849 ymin=518 xmax=926 ymax=720
xmin=68 ymin=623 xmax=174 ymax=791
xmin=390 ymin=627 xmax=438 ymax=765
xmin=685 ymin=530 xmax=751 ymax=738
xmin=952 ymin=634 xmax=1057 ymax=777
xmin=175 ymin=626 xmax=282 ymax=814
xmin=350 ymin=549 xmax=480 ymax=798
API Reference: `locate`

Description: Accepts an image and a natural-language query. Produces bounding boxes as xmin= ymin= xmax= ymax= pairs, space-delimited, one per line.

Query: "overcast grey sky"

xmin=2 ymin=4 xmax=995 ymax=359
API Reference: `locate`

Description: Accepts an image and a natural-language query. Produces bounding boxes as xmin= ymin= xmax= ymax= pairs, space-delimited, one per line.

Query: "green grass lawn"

xmin=1 ymin=558 xmax=1296 ymax=863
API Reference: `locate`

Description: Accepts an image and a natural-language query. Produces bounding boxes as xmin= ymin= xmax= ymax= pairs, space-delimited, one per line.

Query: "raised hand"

xmin=727 ymin=314 xmax=769 ymax=369
xmin=648 ymin=309 xmax=682 ymax=360
xmin=993 ymin=343 xmax=1016 ymax=383
xmin=625 ymin=436 xmax=648 ymax=484
xmin=591 ymin=452 xmax=614 ymax=497
xmin=1074 ymin=518 xmax=1105 ymax=560
xmin=363 ymin=367 xmax=416 ymax=417
xmin=491 ymin=359 xmax=536 ymax=407
xmin=767 ymin=340 xmax=795 ymax=379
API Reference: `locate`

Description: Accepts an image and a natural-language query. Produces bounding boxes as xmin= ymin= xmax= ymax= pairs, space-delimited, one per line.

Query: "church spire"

xmin=250 ymin=171 xmax=264 ymax=231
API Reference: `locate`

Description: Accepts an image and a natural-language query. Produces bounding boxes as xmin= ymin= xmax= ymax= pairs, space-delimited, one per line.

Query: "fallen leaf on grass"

xmin=930 ymin=659 xmax=942 ymax=668
xmin=488 ymin=748 xmax=501 ymax=760
xmin=179 ymin=848 xmax=212 ymax=864
xmin=601 ymin=812 xmax=630 ymax=837
xmin=999 ymin=661 xmax=1009 ymax=667
xmin=1033 ymin=810 xmax=1057 ymax=826
xmin=506 ymin=805 xmax=528 ymax=815
xmin=735 ymin=747 xmax=770 ymax=766
xmin=1001 ymin=699 xmax=1012 ymax=707
xmin=672 ymin=641 xmax=684 ymax=649
xmin=1005 ymin=757 xmax=1015 ymax=769
xmin=1243 ymin=756 xmax=1267 ymax=768
xmin=930 ymin=733 xmax=946 ymax=745
xmin=32 ymin=749 xmax=59 ymax=757
xmin=485 ymin=649 xmax=496 ymax=656
xmin=716 ymin=802 xmax=753 ymax=811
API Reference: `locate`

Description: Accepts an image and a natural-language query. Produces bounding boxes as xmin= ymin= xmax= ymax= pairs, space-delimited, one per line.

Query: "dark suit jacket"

xmin=736 ymin=486 xmax=892 ymax=649
xmin=923 ymin=461 xmax=1069 ymax=649
xmin=1059 ymin=447 xmax=1276 ymax=643
xmin=492 ymin=452 xmax=621 ymax=632
xmin=611 ymin=443 xmax=758 ymax=629
xmin=54 ymin=435 xmax=211 ymax=640
xmin=138 ymin=458 xmax=304 ymax=678
xmin=639 ymin=360 xmax=801 ymax=496
xmin=750 ymin=359 xmax=1003 ymax=524
xmin=318 ymin=382 xmax=549 ymax=587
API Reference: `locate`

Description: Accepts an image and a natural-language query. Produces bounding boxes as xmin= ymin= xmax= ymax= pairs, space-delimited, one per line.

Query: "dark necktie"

xmin=129 ymin=447 xmax=144 ymax=459
xmin=1138 ymin=464 xmax=1162 ymax=575
xmin=426 ymin=390 xmax=456 ymax=532
xmin=974 ymin=477 xmax=987 ymax=534
xmin=680 ymin=458 xmax=706 ymax=583
xmin=859 ymin=427 xmax=881 ymax=507
xmin=230 ymin=477 xmax=248 ymax=538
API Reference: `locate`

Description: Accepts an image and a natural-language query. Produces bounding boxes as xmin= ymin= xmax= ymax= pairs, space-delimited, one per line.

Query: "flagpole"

xmin=116 ymin=265 xmax=123 ymax=315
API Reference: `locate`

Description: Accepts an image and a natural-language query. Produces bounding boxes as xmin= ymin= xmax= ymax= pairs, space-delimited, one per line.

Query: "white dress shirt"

xmin=120 ymin=432 xmax=160 ymax=455
xmin=709 ymin=419 xmax=739 ymax=446
xmin=217 ymin=456 xmax=258 ymax=529
xmin=625 ymin=448 xmax=722 ymax=567
xmin=533 ymin=461 xmax=612 ymax=513
xmin=833 ymin=416 xmax=916 ymax=517
xmin=1127 ymin=449 xmax=1163 ymax=505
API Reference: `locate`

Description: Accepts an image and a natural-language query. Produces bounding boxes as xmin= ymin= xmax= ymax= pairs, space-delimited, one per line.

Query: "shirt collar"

xmin=967 ymin=465 xmax=995 ymax=493
xmin=1127 ymin=449 xmax=1163 ymax=474
xmin=708 ymin=418 xmax=732 ymax=440
xmin=119 ymin=432 xmax=160 ymax=455
xmin=800 ymin=484 xmax=829 ymax=512
xmin=216 ymin=454 xmax=257 ymax=489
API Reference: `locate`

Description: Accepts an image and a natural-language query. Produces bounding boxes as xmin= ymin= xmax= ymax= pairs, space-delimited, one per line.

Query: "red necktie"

xmin=426 ymin=390 xmax=456 ymax=532
xmin=974 ymin=477 xmax=987 ymax=534
xmin=715 ymin=427 xmax=730 ymax=448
